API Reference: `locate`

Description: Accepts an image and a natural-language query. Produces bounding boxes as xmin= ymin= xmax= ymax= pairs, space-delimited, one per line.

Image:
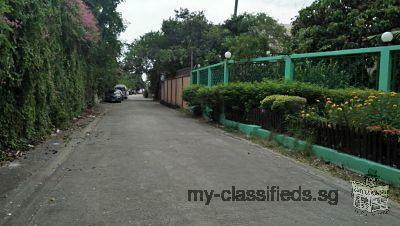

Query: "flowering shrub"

xmin=66 ymin=0 xmax=99 ymax=41
xmin=324 ymin=92 xmax=400 ymax=129
xmin=183 ymin=80 xmax=378 ymax=115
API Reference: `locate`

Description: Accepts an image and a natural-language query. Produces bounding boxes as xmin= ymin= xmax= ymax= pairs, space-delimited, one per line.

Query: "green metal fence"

xmin=393 ymin=50 xmax=400 ymax=91
xmin=198 ymin=68 xmax=208 ymax=86
xmin=191 ymin=71 xmax=197 ymax=84
xmin=191 ymin=45 xmax=400 ymax=92
xmin=229 ymin=59 xmax=285 ymax=82
xmin=292 ymin=53 xmax=380 ymax=89
xmin=210 ymin=64 xmax=224 ymax=85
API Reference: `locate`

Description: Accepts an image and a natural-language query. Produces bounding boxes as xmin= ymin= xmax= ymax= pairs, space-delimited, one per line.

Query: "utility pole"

xmin=234 ymin=0 xmax=239 ymax=17
xmin=190 ymin=47 xmax=194 ymax=70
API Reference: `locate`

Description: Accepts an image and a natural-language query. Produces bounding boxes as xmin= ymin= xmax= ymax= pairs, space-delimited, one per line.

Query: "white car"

xmin=115 ymin=84 xmax=129 ymax=99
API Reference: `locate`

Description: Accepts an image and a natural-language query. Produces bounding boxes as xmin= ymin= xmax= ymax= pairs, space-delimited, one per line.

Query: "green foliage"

xmin=324 ymin=92 xmax=400 ymax=129
xmin=295 ymin=61 xmax=352 ymax=88
xmin=291 ymin=0 xmax=400 ymax=52
xmin=123 ymin=9 xmax=227 ymax=98
xmin=223 ymin=13 xmax=288 ymax=59
xmin=117 ymin=72 xmax=145 ymax=91
xmin=0 ymin=0 xmax=124 ymax=153
xmin=261 ymin=95 xmax=307 ymax=114
xmin=182 ymin=85 xmax=202 ymax=106
xmin=183 ymin=80 xmax=379 ymax=119
xmin=123 ymin=10 xmax=288 ymax=98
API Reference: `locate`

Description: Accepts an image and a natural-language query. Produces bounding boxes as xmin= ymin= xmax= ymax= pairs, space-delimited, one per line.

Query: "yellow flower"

xmin=337 ymin=107 xmax=343 ymax=111
xmin=344 ymin=101 xmax=349 ymax=105
xmin=306 ymin=113 xmax=310 ymax=117
xmin=393 ymin=105 xmax=398 ymax=108
xmin=356 ymin=104 xmax=363 ymax=108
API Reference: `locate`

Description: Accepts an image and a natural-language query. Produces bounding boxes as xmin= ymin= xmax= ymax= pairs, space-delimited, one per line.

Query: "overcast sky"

xmin=117 ymin=0 xmax=314 ymax=43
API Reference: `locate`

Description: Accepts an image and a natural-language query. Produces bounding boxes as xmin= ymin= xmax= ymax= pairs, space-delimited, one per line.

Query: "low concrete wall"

xmin=219 ymin=114 xmax=400 ymax=186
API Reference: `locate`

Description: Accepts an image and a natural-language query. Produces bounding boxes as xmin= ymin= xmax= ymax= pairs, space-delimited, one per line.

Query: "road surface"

xmin=1 ymin=95 xmax=399 ymax=225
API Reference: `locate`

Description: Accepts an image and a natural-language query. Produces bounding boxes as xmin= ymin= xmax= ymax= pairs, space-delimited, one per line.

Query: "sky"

xmin=117 ymin=0 xmax=315 ymax=43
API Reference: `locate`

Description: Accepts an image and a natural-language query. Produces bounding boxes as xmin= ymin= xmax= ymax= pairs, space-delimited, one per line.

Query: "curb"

xmin=219 ymin=115 xmax=400 ymax=186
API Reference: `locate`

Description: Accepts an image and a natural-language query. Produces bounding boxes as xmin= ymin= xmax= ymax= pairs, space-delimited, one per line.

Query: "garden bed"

xmin=225 ymin=108 xmax=400 ymax=169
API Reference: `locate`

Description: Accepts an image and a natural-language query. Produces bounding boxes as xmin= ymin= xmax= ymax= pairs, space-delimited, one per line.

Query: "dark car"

xmin=104 ymin=89 xmax=123 ymax=103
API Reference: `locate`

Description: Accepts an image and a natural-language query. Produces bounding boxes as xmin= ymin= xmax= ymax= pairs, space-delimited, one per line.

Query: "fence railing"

xmin=191 ymin=45 xmax=400 ymax=91
xmin=225 ymin=108 xmax=400 ymax=169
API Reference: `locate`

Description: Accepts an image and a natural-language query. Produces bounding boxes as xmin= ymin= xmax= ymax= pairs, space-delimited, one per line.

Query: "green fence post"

xmin=208 ymin=67 xmax=212 ymax=86
xmin=197 ymin=70 xmax=200 ymax=85
xmin=284 ymin=56 xmax=294 ymax=81
xmin=378 ymin=49 xmax=392 ymax=92
xmin=190 ymin=71 xmax=193 ymax=85
xmin=223 ymin=61 xmax=229 ymax=84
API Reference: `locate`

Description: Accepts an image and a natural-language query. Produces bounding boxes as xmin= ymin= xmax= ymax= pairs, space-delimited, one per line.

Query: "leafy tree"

xmin=117 ymin=71 xmax=145 ymax=92
xmin=291 ymin=0 xmax=400 ymax=52
xmin=124 ymin=9 xmax=229 ymax=98
xmin=85 ymin=0 xmax=126 ymax=95
xmin=222 ymin=13 xmax=289 ymax=59
xmin=123 ymin=9 xmax=289 ymax=98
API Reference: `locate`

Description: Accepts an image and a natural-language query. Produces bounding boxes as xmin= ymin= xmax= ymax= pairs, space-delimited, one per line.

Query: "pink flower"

xmin=66 ymin=0 xmax=100 ymax=42
xmin=383 ymin=129 xmax=400 ymax=134
xmin=2 ymin=16 xmax=21 ymax=28
xmin=366 ymin=125 xmax=382 ymax=131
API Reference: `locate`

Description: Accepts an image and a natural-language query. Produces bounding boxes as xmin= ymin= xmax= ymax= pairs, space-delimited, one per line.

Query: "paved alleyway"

xmin=1 ymin=95 xmax=399 ymax=225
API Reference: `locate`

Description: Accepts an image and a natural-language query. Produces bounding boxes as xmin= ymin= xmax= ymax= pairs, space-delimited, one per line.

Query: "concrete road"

xmin=1 ymin=95 xmax=399 ymax=225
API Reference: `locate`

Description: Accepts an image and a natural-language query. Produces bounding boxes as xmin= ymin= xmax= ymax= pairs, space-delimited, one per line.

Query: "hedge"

xmin=183 ymin=79 xmax=380 ymax=119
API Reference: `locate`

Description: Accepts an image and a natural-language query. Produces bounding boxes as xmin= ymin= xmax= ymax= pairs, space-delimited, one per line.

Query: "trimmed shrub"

xmin=261 ymin=95 xmax=307 ymax=114
xmin=182 ymin=85 xmax=203 ymax=107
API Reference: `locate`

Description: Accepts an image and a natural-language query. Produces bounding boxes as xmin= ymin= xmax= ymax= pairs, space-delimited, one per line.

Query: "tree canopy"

xmin=123 ymin=9 xmax=288 ymax=97
xmin=291 ymin=0 xmax=400 ymax=52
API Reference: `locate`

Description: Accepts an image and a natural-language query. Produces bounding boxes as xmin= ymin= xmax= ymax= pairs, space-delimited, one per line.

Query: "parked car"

xmin=104 ymin=89 xmax=123 ymax=103
xmin=115 ymin=84 xmax=128 ymax=99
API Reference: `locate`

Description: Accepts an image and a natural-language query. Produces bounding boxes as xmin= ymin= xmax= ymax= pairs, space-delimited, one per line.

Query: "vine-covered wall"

xmin=0 ymin=0 xmax=120 ymax=156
